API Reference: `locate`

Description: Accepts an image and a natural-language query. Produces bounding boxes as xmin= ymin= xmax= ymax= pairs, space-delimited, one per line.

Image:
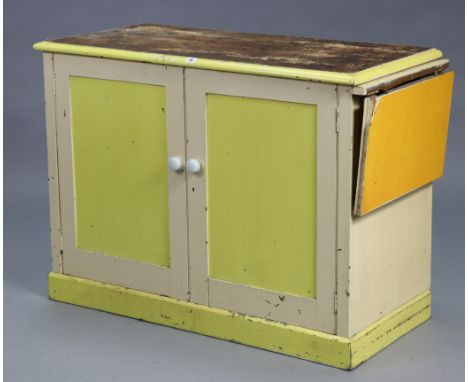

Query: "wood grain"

xmin=50 ymin=24 xmax=428 ymax=73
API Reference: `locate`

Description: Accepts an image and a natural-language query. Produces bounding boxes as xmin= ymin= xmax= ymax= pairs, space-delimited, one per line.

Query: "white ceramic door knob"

xmin=168 ymin=156 xmax=184 ymax=172
xmin=186 ymin=159 xmax=202 ymax=174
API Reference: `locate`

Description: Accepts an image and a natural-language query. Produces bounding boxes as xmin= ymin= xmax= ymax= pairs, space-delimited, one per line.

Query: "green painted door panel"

xmin=70 ymin=76 xmax=170 ymax=266
xmin=206 ymin=95 xmax=317 ymax=298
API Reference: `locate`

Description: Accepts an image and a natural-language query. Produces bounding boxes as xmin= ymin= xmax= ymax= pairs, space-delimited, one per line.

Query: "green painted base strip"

xmin=48 ymin=273 xmax=431 ymax=370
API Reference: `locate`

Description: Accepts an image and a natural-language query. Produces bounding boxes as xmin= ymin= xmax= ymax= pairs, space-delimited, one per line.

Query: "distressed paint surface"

xmin=49 ymin=272 xmax=350 ymax=368
xmin=356 ymin=72 xmax=454 ymax=215
xmin=350 ymin=291 xmax=431 ymax=368
xmin=45 ymin=24 xmax=428 ymax=72
xmin=70 ymin=76 xmax=170 ymax=266
xmin=48 ymin=273 xmax=431 ymax=370
xmin=352 ymin=59 xmax=449 ymax=96
xmin=33 ymin=25 xmax=443 ymax=85
xmin=206 ymin=95 xmax=317 ymax=298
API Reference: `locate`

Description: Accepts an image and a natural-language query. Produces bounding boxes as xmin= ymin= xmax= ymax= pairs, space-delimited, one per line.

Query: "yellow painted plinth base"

xmin=48 ymin=273 xmax=431 ymax=370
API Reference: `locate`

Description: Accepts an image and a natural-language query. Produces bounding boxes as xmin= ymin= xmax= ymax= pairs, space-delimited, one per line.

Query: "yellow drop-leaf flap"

xmin=355 ymin=71 xmax=455 ymax=216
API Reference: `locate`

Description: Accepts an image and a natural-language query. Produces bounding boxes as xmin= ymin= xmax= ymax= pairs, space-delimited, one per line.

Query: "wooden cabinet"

xmin=35 ymin=24 xmax=454 ymax=369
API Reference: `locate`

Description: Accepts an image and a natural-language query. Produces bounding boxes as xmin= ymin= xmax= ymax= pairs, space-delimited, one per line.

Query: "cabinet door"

xmin=185 ymin=69 xmax=337 ymax=332
xmin=53 ymin=55 xmax=188 ymax=300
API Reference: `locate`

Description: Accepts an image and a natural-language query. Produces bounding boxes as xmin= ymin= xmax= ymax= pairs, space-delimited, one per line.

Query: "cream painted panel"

xmin=43 ymin=53 xmax=63 ymax=273
xmin=334 ymin=85 xmax=357 ymax=337
xmin=349 ymin=185 xmax=432 ymax=335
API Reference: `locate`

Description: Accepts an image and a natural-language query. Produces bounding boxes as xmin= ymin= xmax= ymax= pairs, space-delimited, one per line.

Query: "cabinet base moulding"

xmin=48 ymin=272 xmax=431 ymax=370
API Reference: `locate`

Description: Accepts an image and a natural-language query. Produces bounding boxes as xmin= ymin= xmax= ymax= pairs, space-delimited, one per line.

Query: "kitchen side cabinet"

xmin=35 ymin=24 xmax=454 ymax=369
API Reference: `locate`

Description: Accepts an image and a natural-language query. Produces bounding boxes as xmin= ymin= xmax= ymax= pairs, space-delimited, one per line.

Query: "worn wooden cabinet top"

xmin=34 ymin=24 xmax=443 ymax=85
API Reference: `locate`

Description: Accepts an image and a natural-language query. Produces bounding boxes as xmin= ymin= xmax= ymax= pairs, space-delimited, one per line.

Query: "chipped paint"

xmin=48 ymin=273 xmax=431 ymax=370
xmin=33 ymin=24 xmax=443 ymax=85
xmin=353 ymin=59 xmax=449 ymax=95
xmin=39 ymin=24 xmax=429 ymax=72
xmin=350 ymin=291 xmax=431 ymax=368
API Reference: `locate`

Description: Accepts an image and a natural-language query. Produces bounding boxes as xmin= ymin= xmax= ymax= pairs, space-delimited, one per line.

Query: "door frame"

xmin=185 ymin=69 xmax=337 ymax=332
xmin=53 ymin=54 xmax=188 ymax=300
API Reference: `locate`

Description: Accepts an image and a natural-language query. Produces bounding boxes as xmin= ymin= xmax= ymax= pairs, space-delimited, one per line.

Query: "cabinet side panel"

xmin=349 ymin=185 xmax=432 ymax=335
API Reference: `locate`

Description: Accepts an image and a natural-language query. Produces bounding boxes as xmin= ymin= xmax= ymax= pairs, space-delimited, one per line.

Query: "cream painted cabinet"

xmin=36 ymin=24 xmax=454 ymax=369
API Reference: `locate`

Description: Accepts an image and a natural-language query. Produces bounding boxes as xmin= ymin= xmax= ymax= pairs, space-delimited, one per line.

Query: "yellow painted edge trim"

xmin=48 ymin=272 xmax=351 ymax=368
xmin=350 ymin=291 xmax=431 ymax=368
xmin=352 ymin=49 xmax=443 ymax=85
xmin=48 ymin=273 xmax=431 ymax=369
xmin=33 ymin=41 xmax=442 ymax=85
